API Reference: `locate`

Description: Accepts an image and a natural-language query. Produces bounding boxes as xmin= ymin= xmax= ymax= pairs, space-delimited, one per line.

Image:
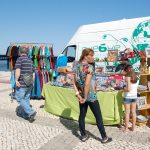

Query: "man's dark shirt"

xmin=15 ymin=54 xmax=34 ymax=88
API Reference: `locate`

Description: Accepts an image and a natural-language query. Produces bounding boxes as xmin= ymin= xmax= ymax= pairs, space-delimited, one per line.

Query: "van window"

xmin=66 ymin=45 xmax=76 ymax=62
xmin=62 ymin=47 xmax=67 ymax=55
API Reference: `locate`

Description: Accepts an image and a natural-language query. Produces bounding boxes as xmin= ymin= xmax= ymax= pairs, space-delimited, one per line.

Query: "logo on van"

xmin=82 ymin=19 xmax=150 ymax=68
xmin=100 ymin=19 xmax=150 ymax=52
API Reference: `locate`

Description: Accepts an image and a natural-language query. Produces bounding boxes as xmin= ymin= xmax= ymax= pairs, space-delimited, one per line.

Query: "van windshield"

xmin=63 ymin=45 xmax=76 ymax=62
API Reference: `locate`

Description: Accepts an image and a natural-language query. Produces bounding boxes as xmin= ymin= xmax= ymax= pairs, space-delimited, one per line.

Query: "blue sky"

xmin=0 ymin=0 xmax=149 ymax=55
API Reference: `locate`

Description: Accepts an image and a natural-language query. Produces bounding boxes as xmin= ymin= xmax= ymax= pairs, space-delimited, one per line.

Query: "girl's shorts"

xmin=124 ymin=98 xmax=137 ymax=104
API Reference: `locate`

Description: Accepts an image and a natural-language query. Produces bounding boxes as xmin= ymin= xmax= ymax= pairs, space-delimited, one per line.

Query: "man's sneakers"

xmin=101 ymin=137 xmax=112 ymax=144
xmin=28 ymin=111 xmax=37 ymax=123
xmin=80 ymin=134 xmax=89 ymax=142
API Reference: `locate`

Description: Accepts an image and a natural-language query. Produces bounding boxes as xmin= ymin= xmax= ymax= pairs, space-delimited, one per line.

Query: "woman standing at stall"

xmin=121 ymin=64 xmax=138 ymax=132
xmin=73 ymin=48 xmax=112 ymax=143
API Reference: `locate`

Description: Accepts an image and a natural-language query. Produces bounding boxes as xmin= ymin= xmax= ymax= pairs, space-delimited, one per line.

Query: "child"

xmin=121 ymin=64 xmax=138 ymax=132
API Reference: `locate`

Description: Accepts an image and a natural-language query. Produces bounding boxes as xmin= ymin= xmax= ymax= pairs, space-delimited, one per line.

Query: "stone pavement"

xmin=0 ymin=71 xmax=150 ymax=150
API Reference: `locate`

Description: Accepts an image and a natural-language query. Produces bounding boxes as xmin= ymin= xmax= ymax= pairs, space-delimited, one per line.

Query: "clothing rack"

xmin=10 ymin=42 xmax=53 ymax=47
xmin=8 ymin=43 xmax=55 ymax=100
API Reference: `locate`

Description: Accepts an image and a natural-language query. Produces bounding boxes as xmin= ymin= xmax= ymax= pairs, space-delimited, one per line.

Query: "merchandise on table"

xmin=118 ymin=51 xmax=128 ymax=61
xmin=148 ymin=81 xmax=150 ymax=90
xmin=52 ymin=61 xmax=77 ymax=88
xmin=57 ymin=66 xmax=73 ymax=74
xmin=95 ymin=66 xmax=105 ymax=75
xmin=136 ymin=115 xmax=148 ymax=122
xmin=108 ymin=75 xmax=125 ymax=90
xmin=96 ymin=76 xmax=110 ymax=91
xmin=105 ymin=65 xmax=116 ymax=73
xmin=107 ymin=50 xmax=118 ymax=62
xmin=96 ymin=75 xmax=125 ymax=91
xmin=137 ymin=85 xmax=148 ymax=91
xmin=136 ymin=96 xmax=147 ymax=109
xmin=52 ymin=73 xmax=74 ymax=88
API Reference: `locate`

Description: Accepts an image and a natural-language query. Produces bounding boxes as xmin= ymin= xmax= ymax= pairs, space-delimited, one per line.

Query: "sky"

xmin=0 ymin=0 xmax=149 ymax=55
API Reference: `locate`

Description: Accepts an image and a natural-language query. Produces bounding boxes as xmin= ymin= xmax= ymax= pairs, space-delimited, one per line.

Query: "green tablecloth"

xmin=42 ymin=84 xmax=123 ymax=125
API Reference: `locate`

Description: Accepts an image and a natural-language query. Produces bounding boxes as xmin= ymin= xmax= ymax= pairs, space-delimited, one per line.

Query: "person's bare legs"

xmin=123 ymin=103 xmax=131 ymax=132
xmin=130 ymin=102 xmax=136 ymax=131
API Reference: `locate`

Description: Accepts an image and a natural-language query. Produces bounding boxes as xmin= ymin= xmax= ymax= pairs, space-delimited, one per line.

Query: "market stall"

xmin=41 ymin=48 xmax=150 ymax=126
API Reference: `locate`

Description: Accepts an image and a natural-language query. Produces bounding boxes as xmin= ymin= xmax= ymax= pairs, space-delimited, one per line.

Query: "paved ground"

xmin=0 ymin=71 xmax=150 ymax=150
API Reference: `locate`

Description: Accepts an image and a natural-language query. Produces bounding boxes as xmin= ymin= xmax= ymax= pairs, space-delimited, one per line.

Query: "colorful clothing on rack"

xmin=33 ymin=46 xmax=39 ymax=68
xmin=31 ymin=70 xmax=51 ymax=98
xmin=31 ymin=70 xmax=41 ymax=98
xmin=7 ymin=44 xmax=54 ymax=99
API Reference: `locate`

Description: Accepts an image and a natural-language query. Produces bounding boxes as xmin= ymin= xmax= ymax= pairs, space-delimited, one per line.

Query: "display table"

xmin=42 ymin=84 xmax=123 ymax=125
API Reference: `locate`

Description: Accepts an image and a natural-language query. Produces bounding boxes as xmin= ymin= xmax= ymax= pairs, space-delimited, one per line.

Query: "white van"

xmin=62 ymin=16 xmax=150 ymax=68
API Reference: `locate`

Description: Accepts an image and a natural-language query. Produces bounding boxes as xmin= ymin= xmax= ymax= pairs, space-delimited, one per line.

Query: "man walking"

xmin=15 ymin=47 xmax=36 ymax=122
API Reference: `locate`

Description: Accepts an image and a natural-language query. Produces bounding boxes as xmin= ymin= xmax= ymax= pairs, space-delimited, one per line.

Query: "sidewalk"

xmin=0 ymin=71 xmax=150 ymax=150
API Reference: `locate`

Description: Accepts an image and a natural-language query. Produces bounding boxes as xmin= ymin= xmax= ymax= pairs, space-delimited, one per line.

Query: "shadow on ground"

xmin=60 ymin=108 xmax=100 ymax=141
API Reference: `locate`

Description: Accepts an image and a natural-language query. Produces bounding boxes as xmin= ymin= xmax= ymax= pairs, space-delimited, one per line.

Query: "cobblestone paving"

xmin=0 ymin=83 xmax=59 ymax=120
xmin=0 ymin=117 xmax=65 ymax=150
xmin=0 ymin=71 xmax=150 ymax=150
xmin=73 ymin=138 xmax=150 ymax=150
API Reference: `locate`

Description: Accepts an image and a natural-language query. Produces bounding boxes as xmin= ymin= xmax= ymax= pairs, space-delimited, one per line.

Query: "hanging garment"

xmin=42 ymin=47 xmax=45 ymax=56
xmin=29 ymin=47 xmax=33 ymax=59
xmin=6 ymin=46 xmax=11 ymax=70
xmin=11 ymin=70 xmax=15 ymax=89
xmin=39 ymin=47 xmax=46 ymax=69
xmin=45 ymin=71 xmax=49 ymax=82
xmin=45 ymin=46 xmax=50 ymax=70
xmin=35 ymin=70 xmax=41 ymax=97
xmin=55 ymin=54 xmax=68 ymax=76
xmin=33 ymin=46 xmax=39 ymax=68
xmin=42 ymin=72 xmax=45 ymax=85
xmin=43 ymin=71 xmax=46 ymax=83
xmin=40 ymin=57 xmax=46 ymax=69
xmin=39 ymin=46 xmax=45 ymax=56
xmin=31 ymin=70 xmax=41 ymax=98
xmin=47 ymin=71 xmax=50 ymax=82
xmin=37 ymin=47 xmax=41 ymax=71
xmin=38 ymin=47 xmax=42 ymax=69
xmin=6 ymin=46 xmax=11 ymax=57
xmin=11 ymin=46 xmax=19 ymax=70
xmin=49 ymin=47 xmax=54 ymax=69
xmin=18 ymin=46 xmax=21 ymax=55
xmin=46 ymin=58 xmax=50 ymax=70
xmin=49 ymin=69 xmax=53 ymax=82
xmin=51 ymin=56 xmax=57 ymax=69
xmin=45 ymin=46 xmax=50 ymax=57
xmin=9 ymin=46 xmax=13 ymax=70
xmin=38 ymin=71 xmax=43 ymax=92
